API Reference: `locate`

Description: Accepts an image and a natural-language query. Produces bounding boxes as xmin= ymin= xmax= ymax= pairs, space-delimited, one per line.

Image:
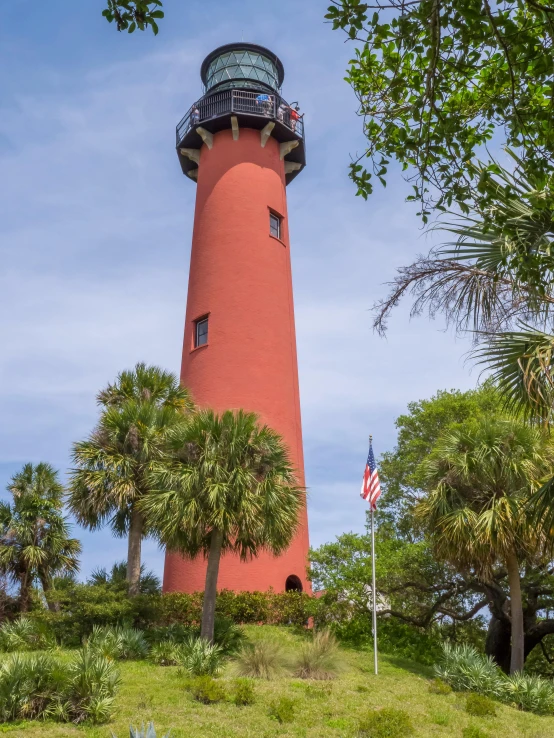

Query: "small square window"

xmin=269 ymin=212 xmax=281 ymax=239
xmin=194 ymin=317 xmax=209 ymax=347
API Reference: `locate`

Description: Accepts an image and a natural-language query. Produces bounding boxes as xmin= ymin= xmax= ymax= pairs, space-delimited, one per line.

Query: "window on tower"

xmin=269 ymin=211 xmax=281 ymax=239
xmin=194 ymin=317 xmax=209 ymax=347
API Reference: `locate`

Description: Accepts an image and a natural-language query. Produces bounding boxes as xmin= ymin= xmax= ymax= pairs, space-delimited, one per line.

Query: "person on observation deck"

xmin=191 ymin=105 xmax=200 ymax=126
xmin=290 ymin=104 xmax=301 ymax=132
xmin=255 ymin=93 xmax=272 ymax=116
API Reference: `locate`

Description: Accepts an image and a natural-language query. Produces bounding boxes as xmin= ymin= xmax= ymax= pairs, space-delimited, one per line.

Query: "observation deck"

xmin=175 ymin=43 xmax=306 ymax=185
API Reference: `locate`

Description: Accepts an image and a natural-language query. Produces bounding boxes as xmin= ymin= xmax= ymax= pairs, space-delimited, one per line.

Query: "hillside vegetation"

xmin=7 ymin=626 xmax=554 ymax=738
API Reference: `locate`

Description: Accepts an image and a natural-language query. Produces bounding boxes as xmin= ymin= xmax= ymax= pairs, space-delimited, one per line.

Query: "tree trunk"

xmin=19 ymin=570 xmax=31 ymax=613
xmin=39 ymin=574 xmax=59 ymax=613
xmin=505 ymin=550 xmax=524 ymax=674
xmin=201 ymin=529 xmax=224 ymax=643
xmin=127 ymin=505 xmax=143 ymax=597
xmin=485 ymin=615 xmax=511 ymax=673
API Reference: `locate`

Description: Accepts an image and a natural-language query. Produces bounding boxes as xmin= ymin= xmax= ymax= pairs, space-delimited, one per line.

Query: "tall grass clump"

xmin=0 ymin=649 xmax=120 ymax=724
xmin=0 ymin=617 xmax=55 ymax=652
xmin=434 ymin=644 xmax=505 ymax=699
xmin=294 ymin=629 xmax=340 ymax=680
xmin=86 ymin=625 xmax=149 ymax=661
xmin=236 ymin=639 xmax=283 ymax=679
xmin=178 ymin=637 xmax=223 ymax=677
xmin=504 ymin=673 xmax=554 ymax=715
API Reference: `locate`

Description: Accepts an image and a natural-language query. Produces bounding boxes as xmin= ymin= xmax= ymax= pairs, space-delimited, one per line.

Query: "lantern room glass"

xmin=205 ymin=49 xmax=280 ymax=92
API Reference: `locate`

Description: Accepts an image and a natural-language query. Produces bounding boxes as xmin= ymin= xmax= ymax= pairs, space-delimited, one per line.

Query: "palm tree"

xmin=142 ymin=409 xmax=304 ymax=643
xmin=418 ymin=417 xmax=554 ymax=673
xmin=0 ymin=463 xmax=81 ymax=612
xmin=88 ymin=560 xmax=161 ymax=594
xmin=68 ymin=363 xmax=194 ymax=596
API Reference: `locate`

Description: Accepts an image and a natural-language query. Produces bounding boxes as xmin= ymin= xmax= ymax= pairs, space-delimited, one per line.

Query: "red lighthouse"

xmin=163 ymin=43 xmax=309 ymax=594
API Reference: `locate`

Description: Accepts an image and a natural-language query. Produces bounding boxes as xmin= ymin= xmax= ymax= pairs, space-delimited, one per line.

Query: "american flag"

xmin=361 ymin=440 xmax=381 ymax=510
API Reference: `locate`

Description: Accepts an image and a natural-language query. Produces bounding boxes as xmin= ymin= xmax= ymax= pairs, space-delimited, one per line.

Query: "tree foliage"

xmin=326 ymin=0 xmax=554 ymax=220
xmin=0 ymin=463 xmax=81 ymax=612
xmin=68 ymin=363 xmax=193 ymax=596
xmin=143 ymin=409 xmax=304 ymax=642
xmin=102 ymin=1 xmax=164 ymax=35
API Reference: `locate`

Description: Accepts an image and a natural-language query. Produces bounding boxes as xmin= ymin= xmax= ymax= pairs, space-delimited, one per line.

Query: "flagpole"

xmin=370 ymin=435 xmax=378 ymax=676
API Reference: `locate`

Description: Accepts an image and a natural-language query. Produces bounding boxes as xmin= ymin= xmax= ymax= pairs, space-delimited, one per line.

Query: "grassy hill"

xmin=6 ymin=626 xmax=554 ymax=738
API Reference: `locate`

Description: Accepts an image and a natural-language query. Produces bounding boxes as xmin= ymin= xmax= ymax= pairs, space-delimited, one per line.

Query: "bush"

xmin=60 ymin=648 xmax=121 ymax=723
xmin=178 ymin=637 xmax=223 ymax=677
xmin=462 ymin=728 xmax=489 ymax=738
xmin=0 ymin=649 xmax=120 ymax=724
xmin=294 ymin=629 xmax=340 ymax=680
xmin=434 ymin=644 xmax=505 ymax=699
xmin=231 ymin=678 xmax=255 ymax=706
xmin=268 ymin=696 xmax=295 ymax=724
xmin=358 ymin=708 xmax=414 ymax=737
xmin=504 ymin=673 xmax=554 ymax=715
xmin=465 ymin=693 xmax=497 ymax=717
xmin=0 ymin=617 xmax=55 ymax=652
xmin=187 ymin=676 xmax=227 ymax=704
xmin=86 ymin=625 xmax=149 ymax=660
xmin=428 ymin=677 xmax=452 ymax=695
xmin=149 ymin=640 xmax=181 ymax=667
xmin=235 ymin=639 xmax=283 ymax=679
xmin=212 ymin=616 xmax=246 ymax=655
xmin=435 ymin=643 xmax=554 ymax=715
xmin=145 ymin=624 xmax=192 ymax=645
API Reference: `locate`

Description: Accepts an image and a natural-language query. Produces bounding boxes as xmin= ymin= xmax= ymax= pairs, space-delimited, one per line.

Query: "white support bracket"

xmin=284 ymin=161 xmax=302 ymax=174
xmin=280 ymin=140 xmax=299 ymax=160
xmin=260 ymin=121 xmax=275 ymax=148
xmin=179 ymin=148 xmax=201 ymax=164
xmin=196 ymin=127 xmax=213 ymax=150
xmin=231 ymin=116 xmax=239 ymax=141
xmin=186 ymin=168 xmax=198 ymax=181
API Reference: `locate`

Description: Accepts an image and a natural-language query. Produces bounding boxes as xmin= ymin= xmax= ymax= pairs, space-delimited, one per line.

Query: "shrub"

xmin=268 ymin=696 xmax=295 ymax=724
xmin=504 ymin=672 xmax=554 ymax=715
xmin=149 ymin=640 xmax=181 ymax=666
xmin=187 ymin=676 xmax=227 ymax=704
xmin=462 ymin=728 xmax=489 ymax=738
xmin=294 ymin=629 xmax=340 ymax=680
xmin=428 ymin=677 xmax=452 ymax=695
xmin=235 ymin=639 xmax=283 ymax=679
xmin=145 ymin=624 xmax=192 ymax=645
xmin=60 ymin=648 xmax=121 ymax=723
xmin=111 ymin=722 xmax=171 ymax=737
xmin=231 ymin=678 xmax=255 ymax=706
xmin=0 ymin=649 xmax=120 ymax=724
xmin=0 ymin=653 xmax=62 ymax=721
xmin=465 ymin=693 xmax=497 ymax=717
xmin=434 ymin=643 xmax=505 ymax=699
xmin=86 ymin=625 xmax=149 ymax=661
xmin=358 ymin=708 xmax=414 ymax=738
xmin=178 ymin=637 xmax=223 ymax=677
xmin=212 ymin=616 xmax=246 ymax=655
xmin=0 ymin=617 xmax=55 ymax=652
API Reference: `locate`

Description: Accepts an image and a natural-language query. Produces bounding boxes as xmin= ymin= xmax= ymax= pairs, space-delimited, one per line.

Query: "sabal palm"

xmin=0 ymin=463 xmax=81 ymax=612
xmin=68 ymin=363 xmax=193 ymax=596
xmin=418 ymin=418 xmax=554 ymax=673
xmin=142 ymin=409 xmax=304 ymax=642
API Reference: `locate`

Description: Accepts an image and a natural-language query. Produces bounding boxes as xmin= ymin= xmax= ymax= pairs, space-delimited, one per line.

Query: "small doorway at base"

xmin=285 ymin=574 xmax=303 ymax=592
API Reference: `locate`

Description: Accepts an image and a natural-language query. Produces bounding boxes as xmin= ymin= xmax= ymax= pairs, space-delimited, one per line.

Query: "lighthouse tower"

xmin=163 ymin=43 xmax=309 ymax=594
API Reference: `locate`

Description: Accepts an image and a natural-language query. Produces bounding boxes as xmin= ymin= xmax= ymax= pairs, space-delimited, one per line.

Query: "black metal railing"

xmin=176 ymin=89 xmax=304 ymax=146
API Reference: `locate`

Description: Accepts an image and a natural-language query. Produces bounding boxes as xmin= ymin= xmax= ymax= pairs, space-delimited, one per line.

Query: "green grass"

xmin=6 ymin=625 xmax=554 ymax=737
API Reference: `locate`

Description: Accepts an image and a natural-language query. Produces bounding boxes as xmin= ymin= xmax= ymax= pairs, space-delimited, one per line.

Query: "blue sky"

xmin=0 ymin=0 xmax=476 ymax=580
